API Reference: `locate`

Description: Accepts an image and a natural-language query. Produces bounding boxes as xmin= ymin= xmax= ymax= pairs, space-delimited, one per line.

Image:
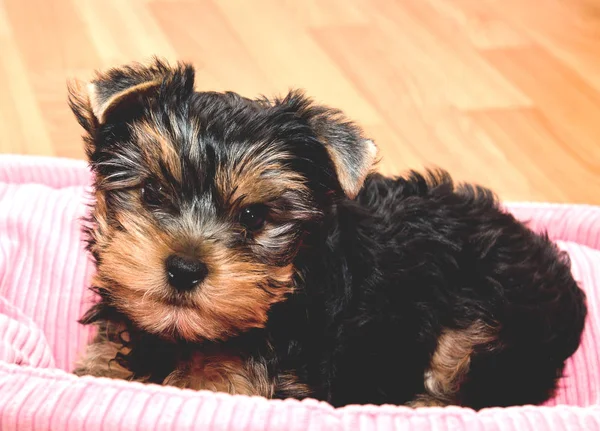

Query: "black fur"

xmin=71 ymin=60 xmax=587 ymax=409
xmin=283 ymin=170 xmax=587 ymax=407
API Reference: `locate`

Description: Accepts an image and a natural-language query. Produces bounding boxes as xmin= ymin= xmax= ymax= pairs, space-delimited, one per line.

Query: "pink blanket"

xmin=1 ymin=154 xmax=599 ymax=430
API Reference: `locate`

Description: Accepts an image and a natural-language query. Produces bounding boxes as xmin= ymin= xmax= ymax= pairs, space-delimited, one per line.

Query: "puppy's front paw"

xmin=406 ymin=395 xmax=448 ymax=408
xmin=73 ymin=340 xmax=134 ymax=381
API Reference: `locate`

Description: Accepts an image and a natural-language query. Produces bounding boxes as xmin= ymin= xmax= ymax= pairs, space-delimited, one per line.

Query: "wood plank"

xmin=214 ymin=0 xmax=382 ymax=124
xmin=363 ymin=0 xmax=531 ymax=110
xmin=314 ymin=26 xmax=529 ymax=194
xmin=0 ymin=5 xmax=54 ymax=155
xmin=149 ymin=0 xmax=274 ymax=96
xmin=470 ymin=107 xmax=600 ymax=203
xmin=0 ymin=0 xmax=598 ymax=203
xmin=426 ymin=0 xmax=531 ymax=49
xmin=483 ymin=47 xmax=600 ymax=173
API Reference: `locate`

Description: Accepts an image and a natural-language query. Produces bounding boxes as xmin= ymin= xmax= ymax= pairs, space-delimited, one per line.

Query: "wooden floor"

xmin=1 ymin=0 xmax=599 ymax=203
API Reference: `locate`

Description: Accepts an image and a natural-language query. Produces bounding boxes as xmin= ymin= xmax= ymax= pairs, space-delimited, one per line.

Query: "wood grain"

xmin=0 ymin=0 xmax=599 ymax=203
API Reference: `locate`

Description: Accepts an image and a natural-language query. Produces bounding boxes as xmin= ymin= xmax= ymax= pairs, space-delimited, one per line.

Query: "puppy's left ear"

xmin=68 ymin=58 xmax=195 ymax=133
xmin=85 ymin=79 xmax=162 ymax=126
xmin=279 ymin=91 xmax=378 ymax=199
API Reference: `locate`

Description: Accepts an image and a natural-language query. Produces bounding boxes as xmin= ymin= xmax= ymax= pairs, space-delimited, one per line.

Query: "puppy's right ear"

xmin=68 ymin=59 xmax=195 ymax=133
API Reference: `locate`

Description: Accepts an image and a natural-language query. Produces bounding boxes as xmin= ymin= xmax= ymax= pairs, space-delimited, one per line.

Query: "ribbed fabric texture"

xmin=0 ymin=154 xmax=599 ymax=430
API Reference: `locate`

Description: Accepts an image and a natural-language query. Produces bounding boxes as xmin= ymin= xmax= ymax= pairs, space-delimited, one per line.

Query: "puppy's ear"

xmin=86 ymin=79 xmax=162 ymax=125
xmin=68 ymin=59 xmax=195 ymax=132
xmin=277 ymin=91 xmax=378 ymax=199
xmin=317 ymin=121 xmax=377 ymax=199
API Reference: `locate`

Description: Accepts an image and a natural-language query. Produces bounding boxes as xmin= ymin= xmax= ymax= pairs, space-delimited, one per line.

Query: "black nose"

xmin=165 ymin=255 xmax=208 ymax=292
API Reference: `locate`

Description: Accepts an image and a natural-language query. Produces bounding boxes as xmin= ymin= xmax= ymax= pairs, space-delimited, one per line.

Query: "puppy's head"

xmin=69 ymin=59 xmax=377 ymax=341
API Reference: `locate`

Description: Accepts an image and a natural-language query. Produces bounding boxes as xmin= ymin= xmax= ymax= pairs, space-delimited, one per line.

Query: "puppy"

xmin=69 ymin=59 xmax=587 ymax=409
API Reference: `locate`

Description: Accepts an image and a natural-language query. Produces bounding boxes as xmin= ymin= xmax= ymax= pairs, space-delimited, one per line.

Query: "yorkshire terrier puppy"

xmin=69 ymin=59 xmax=587 ymax=409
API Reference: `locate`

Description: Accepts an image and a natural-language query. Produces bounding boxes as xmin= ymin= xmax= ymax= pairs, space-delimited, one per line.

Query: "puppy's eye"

xmin=141 ymin=180 xmax=164 ymax=207
xmin=240 ymin=204 xmax=268 ymax=232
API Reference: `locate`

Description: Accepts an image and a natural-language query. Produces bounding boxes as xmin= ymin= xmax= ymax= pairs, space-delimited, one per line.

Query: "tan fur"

xmin=74 ymin=320 xmax=277 ymax=397
xmin=406 ymin=396 xmax=448 ymax=408
xmin=325 ymin=139 xmax=377 ymax=199
xmin=93 ymin=200 xmax=294 ymax=341
xmin=73 ymin=341 xmax=134 ymax=380
xmin=87 ymin=191 xmax=111 ymax=253
xmin=214 ymin=144 xmax=308 ymax=211
xmin=73 ymin=322 xmax=135 ymax=380
xmin=76 ymin=336 xmax=310 ymax=398
xmin=132 ymin=121 xmax=182 ymax=182
xmin=67 ymin=79 xmax=95 ymax=127
xmin=413 ymin=321 xmax=498 ymax=406
xmin=276 ymin=372 xmax=313 ymax=398
xmin=85 ymin=131 xmax=299 ymax=344
xmin=164 ymin=352 xmax=274 ymax=396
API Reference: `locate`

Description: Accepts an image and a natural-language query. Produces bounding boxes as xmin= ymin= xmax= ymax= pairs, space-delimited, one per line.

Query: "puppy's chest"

xmin=162 ymin=350 xmax=274 ymax=397
xmin=88 ymin=325 xmax=313 ymax=399
xmin=162 ymin=349 xmax=311 ymax=399
xmin=152 ymin=348 xmax=311 ymax=402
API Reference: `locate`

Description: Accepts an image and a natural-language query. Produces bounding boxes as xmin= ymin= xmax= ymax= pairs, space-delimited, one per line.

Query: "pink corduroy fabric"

xmin=0 ymin=154 xmax=599 ymax=430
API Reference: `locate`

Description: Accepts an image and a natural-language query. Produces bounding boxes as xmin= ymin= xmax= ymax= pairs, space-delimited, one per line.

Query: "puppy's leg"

xmin=73 ymin=339 xmax=134 ymax=380
xmin=408 ymin=395 xmax=448 ymax=408
xmin=163 ymin=353 xmax=275 ymax=397
xmin=408 ymin=322 xmax=497 ymax=408
xmin=73 ymin=320 xmax=137 ymax=380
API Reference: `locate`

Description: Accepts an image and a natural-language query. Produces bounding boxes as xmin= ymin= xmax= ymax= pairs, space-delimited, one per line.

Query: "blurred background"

xmin=0 ymin=0 xmax=599 ymax=203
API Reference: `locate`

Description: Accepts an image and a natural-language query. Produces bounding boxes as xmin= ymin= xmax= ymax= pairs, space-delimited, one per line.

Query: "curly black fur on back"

xmin=263 ymin=170 xmax=587 ymax=408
